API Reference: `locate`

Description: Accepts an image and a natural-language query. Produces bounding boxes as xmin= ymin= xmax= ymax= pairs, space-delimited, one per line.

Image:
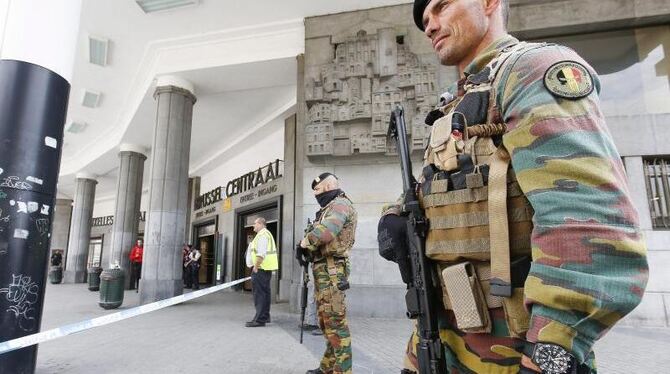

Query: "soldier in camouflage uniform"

xmin=301 ymin=173 xmax=357 ymax=374
xmin=381 ymin=0 xmax=649 ymax=373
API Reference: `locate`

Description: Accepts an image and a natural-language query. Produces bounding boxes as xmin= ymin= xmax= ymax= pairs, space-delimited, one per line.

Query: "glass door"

xmin=87 ymin=237 xmax=103 ymax=268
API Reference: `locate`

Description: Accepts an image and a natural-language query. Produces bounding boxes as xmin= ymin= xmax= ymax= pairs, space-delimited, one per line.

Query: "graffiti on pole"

xmin=0 ymin=274 xmax=39 ymax=331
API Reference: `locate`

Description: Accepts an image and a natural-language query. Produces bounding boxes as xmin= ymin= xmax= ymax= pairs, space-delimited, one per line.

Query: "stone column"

xmin=64 ymin=174 xmax=97 ymax=283
xmin=140 ymin=76 xmax=196 ymax=304
xmin=186 ymin=176 xmax=200 ymax=244
xmin=280 ymin=114 xmax=297 ymax=302
xmin=109 ymin=144 xmax=146 ymax=288
xmin=50 ymin=198 xmax=73 ymax=256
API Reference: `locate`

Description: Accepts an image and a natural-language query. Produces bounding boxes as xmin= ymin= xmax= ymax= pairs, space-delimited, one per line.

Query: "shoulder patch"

xmin=543 ymin=61 xmax=594 ymax=99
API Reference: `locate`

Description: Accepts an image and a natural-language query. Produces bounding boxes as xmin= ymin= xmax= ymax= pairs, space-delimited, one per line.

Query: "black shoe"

xmin=302 ymin=324 xmax=318 ymax=331
xmin=310 ymin=328 xmax=323 ymax=336
xmin=245 ymin=320 xmax=266 ymax=327
xmin=305 ymin=369 xmax=325 ymax=374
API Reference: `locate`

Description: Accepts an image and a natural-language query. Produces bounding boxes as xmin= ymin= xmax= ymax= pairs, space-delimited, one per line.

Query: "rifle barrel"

xmin=391 ymin=106 xmax=414 ymax=192
xmin=389 ymin=105 xmax=446 ymax=374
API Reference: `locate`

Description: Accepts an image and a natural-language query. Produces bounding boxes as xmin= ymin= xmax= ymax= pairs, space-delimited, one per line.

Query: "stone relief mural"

xmin=304 ymin=28 xmax=440 ymax=157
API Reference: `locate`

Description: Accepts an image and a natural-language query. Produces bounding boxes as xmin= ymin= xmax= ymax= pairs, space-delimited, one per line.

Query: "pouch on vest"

xmin=429 ymin=113 xmax=463 ymax=172
xmin=422 ymin=162 xmax=533 ymax=262
xmin=318 ymin=198 xmax=356 ymax=259
xmin=441 ymin=262 xmax=491 ymax=333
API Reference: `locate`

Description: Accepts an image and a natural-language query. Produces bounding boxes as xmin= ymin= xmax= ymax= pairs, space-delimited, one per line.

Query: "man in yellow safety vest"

xmin=245 ymin=217 xmax=279 ymax=327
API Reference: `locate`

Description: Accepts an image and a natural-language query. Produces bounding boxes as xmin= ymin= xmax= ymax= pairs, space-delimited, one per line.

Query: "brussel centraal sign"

xmin=226 ymin=159 xmax=282 ymax=198
xmin=194 ymin=186 xmax=223 ymax=211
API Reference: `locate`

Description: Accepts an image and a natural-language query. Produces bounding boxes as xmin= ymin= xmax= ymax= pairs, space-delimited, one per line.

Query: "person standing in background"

xmin=188 ymin=246 xmax=202 ymax=290
xmin=128 ymin=239 xmax=143 ymax=292
xmin=245 ymin=217 xmax=279 ymax=328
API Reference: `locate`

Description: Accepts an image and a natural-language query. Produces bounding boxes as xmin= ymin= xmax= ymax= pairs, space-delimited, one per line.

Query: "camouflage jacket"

xmin=306 ymin=193 xmax=358 ymax=261
xmin=392 ymin=35 xmax=649 ymax=370
xmin=481 ymin=35 xmax=648 ymax=363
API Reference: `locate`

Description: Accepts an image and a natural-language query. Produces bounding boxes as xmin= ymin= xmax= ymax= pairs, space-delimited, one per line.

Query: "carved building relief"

xmin=304 ymin=28 xmax=439 ymax=157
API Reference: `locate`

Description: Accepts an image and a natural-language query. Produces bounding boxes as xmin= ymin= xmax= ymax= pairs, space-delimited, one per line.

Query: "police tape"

xmin=0 ymin=277 xmax=251 ymax=355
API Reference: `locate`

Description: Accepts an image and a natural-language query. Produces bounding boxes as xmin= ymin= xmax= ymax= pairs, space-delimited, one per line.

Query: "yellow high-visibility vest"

xmin=250 ymin=228 xmax=279 ymax=271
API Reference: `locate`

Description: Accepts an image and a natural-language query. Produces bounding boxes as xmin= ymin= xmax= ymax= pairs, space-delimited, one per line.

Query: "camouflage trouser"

xmin=404 ymin=308 xmax=597 ymax=373
xmin=313 ymin=258 xmax=352 ymax=374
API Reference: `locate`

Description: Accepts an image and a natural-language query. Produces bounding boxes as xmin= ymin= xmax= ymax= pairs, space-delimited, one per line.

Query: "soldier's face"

xmin=313 ymin=182 xmax=327 ymax=195
xmin=423 ymin=0 xmax=488 ymax=67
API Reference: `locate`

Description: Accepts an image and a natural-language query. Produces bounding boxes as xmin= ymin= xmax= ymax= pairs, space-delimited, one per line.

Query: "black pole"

xmin=0 ymin=60 xmax=70 ymax=373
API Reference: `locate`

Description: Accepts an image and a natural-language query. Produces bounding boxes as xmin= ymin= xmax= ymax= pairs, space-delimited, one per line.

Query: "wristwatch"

xmin=530 ymin=343 xmax=576 ymax=374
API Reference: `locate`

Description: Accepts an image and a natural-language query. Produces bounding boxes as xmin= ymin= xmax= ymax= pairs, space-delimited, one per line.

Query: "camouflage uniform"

xmin=396 ymin=35 xmax=649 ymax=373
xmin=304 ymin=192 xmax=357 ymax=374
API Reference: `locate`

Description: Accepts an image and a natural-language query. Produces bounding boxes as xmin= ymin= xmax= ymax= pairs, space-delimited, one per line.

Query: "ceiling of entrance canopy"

xmin=56 ymin=0 xmax=411 ymax=199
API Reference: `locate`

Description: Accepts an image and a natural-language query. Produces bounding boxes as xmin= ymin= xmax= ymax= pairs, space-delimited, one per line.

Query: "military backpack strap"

xmin=488 ymin=145 xmax=512 ymax=297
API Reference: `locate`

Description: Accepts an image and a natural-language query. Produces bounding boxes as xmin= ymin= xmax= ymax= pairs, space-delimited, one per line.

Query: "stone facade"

xmin=304 ymin=28 xmax=440 ymax=157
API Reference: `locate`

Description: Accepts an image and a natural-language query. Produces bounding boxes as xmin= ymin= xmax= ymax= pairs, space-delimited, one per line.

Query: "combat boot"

xmin=305 ymin=369 xmax=331 ymax=374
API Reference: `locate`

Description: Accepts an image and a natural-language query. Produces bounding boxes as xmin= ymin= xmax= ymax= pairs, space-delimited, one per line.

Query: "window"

xmin=644 ymin=158 xmax=670 ymax=229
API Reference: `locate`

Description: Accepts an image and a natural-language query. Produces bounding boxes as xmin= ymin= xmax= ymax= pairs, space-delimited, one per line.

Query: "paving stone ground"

xmin=27 ymin=283 xmax=670 ymax=373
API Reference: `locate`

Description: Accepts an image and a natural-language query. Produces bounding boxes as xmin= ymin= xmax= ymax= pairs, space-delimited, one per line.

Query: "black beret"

xmin=311 ymin=172 xmax=337 ymax=190
xmin=413 ymin=0 xmax=431 ymax=31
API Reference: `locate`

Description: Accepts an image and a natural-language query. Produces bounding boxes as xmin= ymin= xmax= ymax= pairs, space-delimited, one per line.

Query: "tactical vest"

xmin=313 ymin=194 xmax=357 ymax=262
xmin=420 ymin=42 xmax=544 ymax=337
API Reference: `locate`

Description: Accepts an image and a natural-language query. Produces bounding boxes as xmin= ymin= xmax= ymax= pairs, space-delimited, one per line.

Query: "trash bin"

xmin=87 ymin=267 xmax=103 ymax=291
xmin=48 ymin=266 xmax=63 ymax=284
xmin=99 ymin=268 xmax=125 ymax=309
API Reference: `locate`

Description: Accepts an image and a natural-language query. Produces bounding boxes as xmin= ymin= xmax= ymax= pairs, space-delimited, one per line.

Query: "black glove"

xmin=377 ymin=214 xmax=412 ymax=284
xmin=295 ymin=244 xmax=310 ymax=267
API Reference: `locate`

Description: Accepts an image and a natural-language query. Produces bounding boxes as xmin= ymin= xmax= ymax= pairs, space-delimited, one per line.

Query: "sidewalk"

xmin=30 ymin=283 xmax=670 ymax=373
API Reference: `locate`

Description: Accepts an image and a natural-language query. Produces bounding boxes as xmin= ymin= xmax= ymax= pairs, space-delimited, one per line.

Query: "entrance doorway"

xmin=87 ymin=236 xmax=104 ymax=268
xmin=194 ymin=221 xmax=217 ymax=287
xmin=236 ymin=205 xmax=279 ymax=292
xmin=197 ymin=235 xmax=215 ymax=285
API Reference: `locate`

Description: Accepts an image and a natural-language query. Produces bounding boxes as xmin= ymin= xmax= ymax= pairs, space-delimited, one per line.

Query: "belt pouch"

xmin=442 ymin=262 xmax=491 ymax=333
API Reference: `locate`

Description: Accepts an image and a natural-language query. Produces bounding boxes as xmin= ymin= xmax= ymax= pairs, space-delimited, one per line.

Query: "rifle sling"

xmin=488 ymin=146 xmax=512 ymax=297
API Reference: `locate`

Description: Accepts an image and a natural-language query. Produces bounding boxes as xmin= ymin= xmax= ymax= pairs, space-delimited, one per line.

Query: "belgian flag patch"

xmin=543 ymin=61 xmax=594 ymax=100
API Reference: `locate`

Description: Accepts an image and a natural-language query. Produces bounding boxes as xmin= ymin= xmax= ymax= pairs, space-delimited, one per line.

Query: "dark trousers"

xmin=251 ymin=269 xmax=272 ymax=323
xmin=130 ymin=262 xmax=142 ymax=290
xmin=190 ymin=264 xmax=200 ymax=290
xmin=183 ymin=265 xmax=191 ymax=288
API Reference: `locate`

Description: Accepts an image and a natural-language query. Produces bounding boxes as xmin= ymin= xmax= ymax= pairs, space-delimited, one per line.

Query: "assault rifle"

xmin=388 ymin=105 xmax=446 ymax=374
xmin=296 ymin=219 xmax=315 ymax=344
